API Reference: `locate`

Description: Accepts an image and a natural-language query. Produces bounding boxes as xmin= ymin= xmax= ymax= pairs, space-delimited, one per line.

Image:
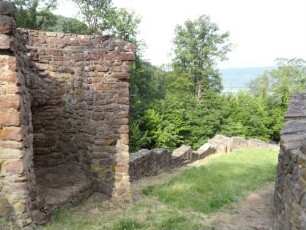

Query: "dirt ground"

xmin=205 ymin=183 xmax=274 ymax=230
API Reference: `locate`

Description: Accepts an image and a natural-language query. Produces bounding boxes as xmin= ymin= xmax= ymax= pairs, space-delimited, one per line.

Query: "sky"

xmin=55 ymin=0 xmax=306 ymax=68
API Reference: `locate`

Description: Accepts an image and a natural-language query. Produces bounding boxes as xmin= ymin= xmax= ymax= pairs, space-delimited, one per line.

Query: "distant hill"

xmin=221 ymin=66 xmax=275 ymax=93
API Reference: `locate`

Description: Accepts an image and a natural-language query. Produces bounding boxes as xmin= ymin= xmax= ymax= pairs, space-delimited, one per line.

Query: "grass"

xmin=0 ymin=148 xmax=278 ymax=230
xmin=143 ymin=148 xmax=277 ymax=213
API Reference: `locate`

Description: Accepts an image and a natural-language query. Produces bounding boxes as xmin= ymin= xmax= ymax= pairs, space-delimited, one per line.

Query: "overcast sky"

xmin=55 ymin=0 xmax=306 ymax=68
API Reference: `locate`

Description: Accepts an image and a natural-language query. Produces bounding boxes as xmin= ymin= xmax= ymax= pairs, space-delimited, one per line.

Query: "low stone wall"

xmin=129 ymin=144 xmax=216 ymax=181
xmin=274 ymin=92 xmax=306 ymax=229
xmin=129 ymin=135 xmax=277 ymax=182
xmin=208 ymin=134 xmax=277 ymax=153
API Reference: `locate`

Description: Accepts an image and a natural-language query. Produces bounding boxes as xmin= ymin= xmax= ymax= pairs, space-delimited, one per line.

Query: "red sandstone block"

xmin=118 ymin=97 xmax=129 ymax=105
xmin=7 ymin=56 xmax=16 ymax=70
xmin=0 ymin=159 xmax=24 ymax=175
xmin=117 ymin=81 xmax=129 ymax=88
xmin=0 ymin=111 xmax=20 ymax=126
xmin=0 ymin=127 xmax=22 ymax=141
xmin=7 ymin=85 xmax=18 ymax=94
xmin=118 ymin=89 xmax=129 ymax=98
xmin=0 ymin=95 xmax=20 ymax=109
xmin=116 ymin=53 xmax=134 ymax=62
xmin=111 ymin=66 xmax=123 ymax=72
xmin=0 ymin=71 xmax=18 ymax=83
xmin=90 ymin=51 xmax=101 ymax=60
xmin=95 ymin=65 xmax=109 ymax=72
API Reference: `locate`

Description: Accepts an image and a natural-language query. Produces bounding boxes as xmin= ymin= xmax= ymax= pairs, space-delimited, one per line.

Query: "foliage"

xmin=71 ymin=0 xmax=114 ymax=34
xmin=108 ymin=8 xmax=141 ymax=43
xmin=246 ymin=58 xmax=306 ymax=141
xmin=173 ymin=15 xmax=232 ymax=101
xmin=129 ymin=58 xmax=168 ymax=151
xmin=54 ymin=16 xmax=89 ymax=34
xmin=249 ymin=58 xmax=306 ymax=106
xmin=11 ymin=0 xmax=58 ymax=30
xmin=220 ymin=92 xmax=271 ymax=140
xmin=143 ymin=148 xmax=278 ymax=213
xmin=130 ymin=16 xmax=233 ymax=151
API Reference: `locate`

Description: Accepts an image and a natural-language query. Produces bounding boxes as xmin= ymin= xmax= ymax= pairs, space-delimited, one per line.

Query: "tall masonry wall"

xmin=274 ymin=92 xmax=306 ymax=229
xmin=0 ymin=1 xmax=135 ymax=227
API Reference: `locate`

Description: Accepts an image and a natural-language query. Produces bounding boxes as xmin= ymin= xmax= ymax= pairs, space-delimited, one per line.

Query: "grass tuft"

xmin=113 ymin=219 xmax=143 ymax=230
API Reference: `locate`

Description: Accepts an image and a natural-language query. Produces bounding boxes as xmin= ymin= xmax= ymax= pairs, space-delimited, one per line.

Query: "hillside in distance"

xmin=221 ymin=66 xmax=275 ymax=93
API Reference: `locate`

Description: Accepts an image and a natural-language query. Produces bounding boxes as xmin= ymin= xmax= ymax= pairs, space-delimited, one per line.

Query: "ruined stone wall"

xmin=129 ymin=135 xmax=277 ymax=182
xmin=274 ymin=92 xmax=306 ymax=229
xmin=0 ymin=1 xmax=134 ymax=227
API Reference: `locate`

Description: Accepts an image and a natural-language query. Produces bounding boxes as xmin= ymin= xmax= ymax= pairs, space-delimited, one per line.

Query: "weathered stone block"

xmin=0 ymin=15 xmax=16 ymax=34
xmin=0 ymin=34 xmax=14 ymax=49
xmin=0 ymin=110 xmax=20 ymax=126
xmin=196 ymin=143 xmax=216 ymax=158
xmin=0 ymin=201 xmax=14 ymax=217
xmin=0 ymin=148 xmax=22 ymax=159
xmin=0 ymin=127 xmax=22 ymax=141
xmin=0 ymin=95 xmax=20 ymax=109
xmin=0 ymin=159 xmax=23 ymax=175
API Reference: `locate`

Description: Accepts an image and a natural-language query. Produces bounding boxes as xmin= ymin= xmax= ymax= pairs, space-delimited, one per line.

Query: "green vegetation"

xmin=143 ymin=148 xmax=277 ymax=213
xmin=39 ymin=148 xmax=277 ymax=230
xmin=130 ymin=57 xmax=306 ymax=151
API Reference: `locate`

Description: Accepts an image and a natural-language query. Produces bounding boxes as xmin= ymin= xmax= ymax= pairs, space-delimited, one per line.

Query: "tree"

xmin=249 ymin=58 xmax=306 ymax=108
xmin=71 ymin=0 xmax=114 ymax=34
xmin=220 ymin=92 xmax=271 ymax=140
xmin=173 ymin=15 xmax=232 ymax=101
xmin=53 ymin=15 xmax=89 ymax=34
xmin=247 ymin=58 xmax=306 ymax=141
xmin=11 ymin=0 xmax=58 ymax=30
xmin=108 ymin=8 xmax=140 ymax=43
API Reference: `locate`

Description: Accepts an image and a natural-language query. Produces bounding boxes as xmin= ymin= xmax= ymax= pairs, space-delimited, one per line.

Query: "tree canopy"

xmin=173 ymin=15 xmax=232 ymax=100
xmin=11 ymin=0 xmax=58 ymax=30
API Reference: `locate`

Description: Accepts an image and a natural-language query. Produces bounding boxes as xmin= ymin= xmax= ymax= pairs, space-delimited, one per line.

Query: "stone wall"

xmin=129 ymin=135 xmax=277 ymax=182
xmin=274 ymin=92 xmax=306 ymax=229
xmin=0 ymin=1 xmax=134 ymax=227
xmin=0 ymin=2 xmax=39 ymax=226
